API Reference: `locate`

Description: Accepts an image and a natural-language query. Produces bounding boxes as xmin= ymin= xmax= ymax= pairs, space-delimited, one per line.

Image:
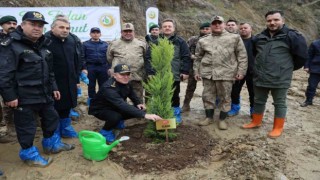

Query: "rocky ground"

xmin=0 ymin=69 xmax=320 ymax=180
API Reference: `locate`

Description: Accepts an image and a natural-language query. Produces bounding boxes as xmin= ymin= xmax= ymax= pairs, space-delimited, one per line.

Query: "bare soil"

xmin=0 ymin=69 xmax=320 ymax=180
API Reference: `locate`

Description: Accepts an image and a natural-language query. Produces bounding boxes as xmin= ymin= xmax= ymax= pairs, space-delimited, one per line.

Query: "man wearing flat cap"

xmin=194 ymin=15 xmax=248 ymax=130
xmin=107 ymin=23 xmax=147 ymax=103
xmin=83 ymin=27 xmax=109 ymax=104
xmin=89 ymin=64 xmax=161 ymax=143
xmin=182 ymin=22 xmax=211 ymax=112
xmin=0 ymin=11 xmax=74 ymax=167
xmin=0 ymin=15 xmax=17 ymax=144
xmin=145 ymin=24 xmax=160 ymax=45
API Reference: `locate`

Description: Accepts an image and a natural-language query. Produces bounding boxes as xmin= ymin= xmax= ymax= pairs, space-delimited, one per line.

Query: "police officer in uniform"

xmin=0 ymin=11 xmax=74 ymax=167
xmin=0 ymin=15 xmax=17 ymax=143
xmin=89 ymin=64 xmax=162 ymax=143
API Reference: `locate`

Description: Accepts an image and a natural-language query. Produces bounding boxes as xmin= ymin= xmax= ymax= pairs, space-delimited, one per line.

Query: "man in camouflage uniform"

xmin=0 ymin=15 xmax=17 ymax=143
xmin=107 ymin=23 xmax=147 ymax=102
xmin=182 ymin=22 xmax=211 ymax=112
xmin=194 ymin=15 xmax=247 ymax=130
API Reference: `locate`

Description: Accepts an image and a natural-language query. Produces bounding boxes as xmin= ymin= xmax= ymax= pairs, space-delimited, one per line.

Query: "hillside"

xmin=0 ymin=0 xmax=319 ymax=42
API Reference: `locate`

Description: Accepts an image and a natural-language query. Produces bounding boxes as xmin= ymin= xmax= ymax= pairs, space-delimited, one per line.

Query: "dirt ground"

xmin=0 ymin=69 xmax=320 ymax=180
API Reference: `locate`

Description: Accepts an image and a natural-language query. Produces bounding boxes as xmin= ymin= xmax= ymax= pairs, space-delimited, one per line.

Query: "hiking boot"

xmin=218 ymin=120 xmax=228 ymax=130
xmin=198 ymin=118 xmax=214 ymax=126
xmin=300 ymin=101 xmax=312 ymax=107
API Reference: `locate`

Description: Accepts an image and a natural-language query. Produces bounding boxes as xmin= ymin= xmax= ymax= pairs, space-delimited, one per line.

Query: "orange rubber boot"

xmin=268 ymin=117 xmax=285 ymax=138
xmin=242 ymin=113 xmax=263 ymax=129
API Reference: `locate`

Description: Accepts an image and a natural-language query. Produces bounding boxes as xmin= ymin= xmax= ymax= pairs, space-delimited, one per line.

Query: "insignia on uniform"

xmin=33 ymin=12 xmax=43 ymax=19
xmin=126 ymin=24 xmax=130 ymax=28
xmin=111 ymin=81 xmax=116 ymax=87
xmin=122 ymin=64 xmax=129 ymax=71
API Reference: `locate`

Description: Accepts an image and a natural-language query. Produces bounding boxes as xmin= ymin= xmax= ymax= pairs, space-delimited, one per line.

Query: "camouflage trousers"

xmin=202 ymin=79 xmax=233 ymax=112
xmin=183 ymin=68 xmax=197 ymax=105
xmin=131 ymin=80 xmax=144 ymax=104
xmin=0 ymin=96 xmax=15 ymax=131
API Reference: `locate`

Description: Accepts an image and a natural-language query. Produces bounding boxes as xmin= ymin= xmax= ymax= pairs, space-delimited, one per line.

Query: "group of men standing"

xmin=0 ymin=8 xmax=313 ymax=171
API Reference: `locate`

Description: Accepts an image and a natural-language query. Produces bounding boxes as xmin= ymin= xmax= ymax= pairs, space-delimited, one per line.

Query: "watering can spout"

xmin=103 ymin=140 xmax=120 ymax=154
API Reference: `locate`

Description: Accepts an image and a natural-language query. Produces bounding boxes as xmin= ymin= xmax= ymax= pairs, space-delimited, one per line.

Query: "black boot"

xmin=300 ymin=99 xmax=313 ymax=107
xmin=218 ymin=111 xmax=228 ymax=130
xmin=198 ymin=109 xmax=214 ymax=126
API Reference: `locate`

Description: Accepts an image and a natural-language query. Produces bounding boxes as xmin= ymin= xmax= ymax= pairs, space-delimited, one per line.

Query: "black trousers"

xmin=14 ymin=102 xmax=59 ymax=149
xmin=305 ymin=73 xmax=320 ymax=102
xmin=231 ymin=74 xmax=254 ymax=107
xmin=172 ymin=81 xmax=180 ymax=107
xmin=94 ymin=109 xmax=136 ymax=130
xmin=56 ymin=108 xmax=71 ymax=119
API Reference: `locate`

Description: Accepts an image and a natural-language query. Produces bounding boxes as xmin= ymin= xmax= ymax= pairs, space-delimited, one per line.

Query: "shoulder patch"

xmin=111 ymin=81 xmax=116 ymax=88
xmin=0 ymin=36 xmax=13 ymax=46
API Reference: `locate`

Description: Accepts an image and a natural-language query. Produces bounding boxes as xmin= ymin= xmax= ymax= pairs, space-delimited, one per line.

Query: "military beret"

xmin=0 ymin=15 xmax=17 ymax=25
xmin=199 ymin=22 xmax=210 ymax=29
xmin=149 ymin=24 xmax=159 ymax=33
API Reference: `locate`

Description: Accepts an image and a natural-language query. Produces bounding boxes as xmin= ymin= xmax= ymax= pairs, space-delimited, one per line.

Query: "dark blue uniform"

xmin=89 ymin=77 xmax=145 ymax=130
xmin=303 ymin=39 xmax=320 ymax=103
xmin=83 ymin=39 xmax=109 ymax=99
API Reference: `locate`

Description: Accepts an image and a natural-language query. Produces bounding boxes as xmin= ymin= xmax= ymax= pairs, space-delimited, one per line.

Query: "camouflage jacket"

xmin=187 ymin=35 xmax=200 ymax=60
xmin=107 ymin=38 xmax=147 ymax=81
xmin=193 ymin=30 xmax=248 ymax=80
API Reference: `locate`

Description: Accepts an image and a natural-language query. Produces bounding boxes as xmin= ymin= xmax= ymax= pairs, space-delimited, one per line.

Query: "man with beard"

xmin=0 ymin=15 xmax=17 ymax=143
xmin=0 ymin=11 xmax=74 ymax=167
xmin=194 ymin=15 xmax=247 ymax=129
xmin=181 ymin=22 xmax=211 ymax=112
xmin=145 ymin=24 xmax=160 ymax=45
xmin=242 ymin=10 xmax=308 ymax=138
xmin=45 ymin=15 xmax=85 ymax=138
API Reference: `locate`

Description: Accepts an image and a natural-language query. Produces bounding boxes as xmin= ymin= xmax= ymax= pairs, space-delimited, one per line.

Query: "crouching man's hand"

xmin=145 ymin=114 xmax=162 ymax=122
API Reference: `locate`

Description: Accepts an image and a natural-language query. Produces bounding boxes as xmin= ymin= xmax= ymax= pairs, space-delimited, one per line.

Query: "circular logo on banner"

xmin=99 ymin=14 xmax=116 ymax=28
xmin=147 ymin=11 xmax=156 ymax=19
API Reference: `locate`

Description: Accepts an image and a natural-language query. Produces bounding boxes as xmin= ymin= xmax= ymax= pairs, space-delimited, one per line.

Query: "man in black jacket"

xmin=0 ymin=15 xmax=17 ymax=143
xmin=146 ymin=18 xmax=191 ymax=124
xmin=45 ymin=15 xmax=85 ymax=138
xmin=0 ymin=11 xmax=74 ymax=167
xmin=89 ymin=64 xmax=162 ymax=143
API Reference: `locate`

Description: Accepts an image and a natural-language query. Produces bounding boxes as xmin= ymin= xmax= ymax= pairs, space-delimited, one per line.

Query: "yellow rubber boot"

xmin=242 ymin=113 xmax=263 ymax=129
xmin=268 ymin=117 xmax=285 ymax=138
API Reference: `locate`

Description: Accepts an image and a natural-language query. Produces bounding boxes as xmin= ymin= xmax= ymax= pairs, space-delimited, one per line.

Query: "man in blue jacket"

xmin=83 ymin=27 xmax=109 ymax=104
xmin=242 ymin=10 xmax=308 ymax=138
xmin=301 ymin=39 xmax=320 ymax=107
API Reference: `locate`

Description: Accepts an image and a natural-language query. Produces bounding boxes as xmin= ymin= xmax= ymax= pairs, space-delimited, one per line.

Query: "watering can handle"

xmin=79 ymin=130 xmax=105 ymax=143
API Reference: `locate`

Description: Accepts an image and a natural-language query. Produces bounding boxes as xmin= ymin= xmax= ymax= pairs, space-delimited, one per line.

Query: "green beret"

xmin=149 ymin=24 xmax=159 ymax=33
xmin=0 ymin=15 xmax=17 ymax=25
xmin=199 ymin=22 xmax=210 ymax=29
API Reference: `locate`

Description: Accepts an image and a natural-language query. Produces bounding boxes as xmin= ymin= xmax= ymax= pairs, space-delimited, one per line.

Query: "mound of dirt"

xmin=109 ymin=123 xmax=218 ymax=174
xmin=213 ymin=135 xmax=288 ymax=179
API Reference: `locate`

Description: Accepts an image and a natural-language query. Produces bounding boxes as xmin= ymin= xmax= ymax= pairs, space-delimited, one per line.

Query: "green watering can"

xmin=79 ymin=130 xmax=129 ymax=161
